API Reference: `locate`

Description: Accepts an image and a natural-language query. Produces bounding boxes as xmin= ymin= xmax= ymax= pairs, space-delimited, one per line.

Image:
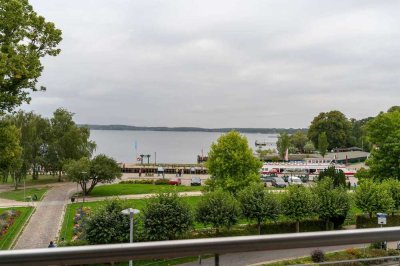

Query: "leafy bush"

xmin=143 ymin=192 xmax=193 ymax=241
xmin=356 ymin=214 xmax=400 ymax=228
xmin=311 ymin=249 xmax=325 ymax=262
xmin=154 ymin=179 xmax=170 ymax=185
xmin=196 ymin=190 xmax=241 ymax=233
xmin=85 ymin=200 xmax=141 ymax=244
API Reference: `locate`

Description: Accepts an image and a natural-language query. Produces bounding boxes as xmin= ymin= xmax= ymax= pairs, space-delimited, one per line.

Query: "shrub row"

xmin=119 ymin=179 xmax=170 ymax=185
xmin=356 ymin=214 xmax=400 ymax=229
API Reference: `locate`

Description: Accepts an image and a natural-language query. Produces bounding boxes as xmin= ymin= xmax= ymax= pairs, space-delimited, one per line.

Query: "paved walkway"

xmin=179 ymin=244 xmax=367 ymax=266
xmin=13 ymin=183 xmax=76 ymax=249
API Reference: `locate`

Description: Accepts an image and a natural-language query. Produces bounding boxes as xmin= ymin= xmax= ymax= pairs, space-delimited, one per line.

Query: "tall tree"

xmin=276 ymin=132 xmax=290 ymax=159
xmin=308 ymin=111 xmax=352 ymax=150
xmin=0 ymin=121 xmax=22 ymax=188
xmin=289 ymin=131 xmax=308 ymax=153
xmin=0 ymin=0 xmax=62 ymax=113
xmin=318 ymin=132 xmax=328 ymax=158
xmin=47 ymin=108 xmax=96 ymax=179
xmin=365 ymin=110 xmax=400 ymax=180
xmin=206 ymin=131 xmax=262 ymax=194
xmin=6 ymin=111 xmax=50 ymax=180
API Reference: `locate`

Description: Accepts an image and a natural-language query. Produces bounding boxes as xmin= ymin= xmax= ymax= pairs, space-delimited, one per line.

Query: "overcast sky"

xmin=23 ymin=0 xmax=400 ymax=128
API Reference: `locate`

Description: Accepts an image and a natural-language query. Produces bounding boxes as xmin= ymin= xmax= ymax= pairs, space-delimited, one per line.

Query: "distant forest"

xmin=80 ymin=124 xmax=307 ymax=134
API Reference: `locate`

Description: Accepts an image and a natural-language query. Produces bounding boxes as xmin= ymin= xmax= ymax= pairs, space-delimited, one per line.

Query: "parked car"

xmin=169 ymin=178 xmax=181 ymax=185
xmin=288 ymin=176 xmax=303 ymax=185
xmin=271 ymin=177 xmax=287 ymax=188
xmin=260 ymin=176 xmax=273 ymax=187
xmin=190 ymin=177 xmax=201 ymax=186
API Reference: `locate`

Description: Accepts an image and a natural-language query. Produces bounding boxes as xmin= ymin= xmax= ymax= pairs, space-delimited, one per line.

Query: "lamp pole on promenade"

xmin=121 ymin=208 xmax=140 ymax=266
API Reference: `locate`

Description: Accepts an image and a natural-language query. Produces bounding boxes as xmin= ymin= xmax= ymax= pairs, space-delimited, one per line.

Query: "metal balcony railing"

xmin=1 ymin=227 xmax=400 ymax=265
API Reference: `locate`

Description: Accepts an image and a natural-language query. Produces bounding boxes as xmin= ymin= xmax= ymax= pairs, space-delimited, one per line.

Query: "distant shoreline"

xmin=80 ymin=124 xmax=307 ymax=134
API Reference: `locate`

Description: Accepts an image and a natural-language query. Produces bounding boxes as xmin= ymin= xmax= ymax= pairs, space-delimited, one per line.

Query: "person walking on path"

xmin=48 ymin=241 xmax=56 ymax=248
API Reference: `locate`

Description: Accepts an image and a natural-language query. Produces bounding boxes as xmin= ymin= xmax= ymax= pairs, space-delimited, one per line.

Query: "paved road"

xmin=179 ymin=244 xmax=367 ymax=266
xmin=13 ymin=183 xmax=76 ymax=249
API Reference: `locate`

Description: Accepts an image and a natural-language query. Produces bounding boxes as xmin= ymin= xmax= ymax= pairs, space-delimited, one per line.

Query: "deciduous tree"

xmin=238 ymin=183 xmax=279 ymax=234
xmin=206 ymin=131 xmax=261 ymax=194
xmin=290 ymin=131 xmax=308 ymax=153
xmin=354 ymin=179 xmax=394 ymax=218
xmin=0 ymin=0 xmax=62 ymax=113
xmin=308 ymin=111 xmax=352 ymax=150
xmin=318 ymin=132 xmax=328 ymax=158
xmin=277 ymin=132 xmax=290 ymax=159
xmin=281 ymin=185 xmax=316 ymax=232
xmin=365 ymin=110 xmax=400 ymax=180
xmin=64 ymin=154 xmax=121 ymax=196
xmin=313 ymin=177 xmax=350 ymax=230
xmin=196 ymin=190 xmax=241 ymax=234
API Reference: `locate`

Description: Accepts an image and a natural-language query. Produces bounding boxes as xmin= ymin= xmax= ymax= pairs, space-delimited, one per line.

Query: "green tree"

xmin=365 ymin=110 xmax=400 ymax=180
xmin=238 ymin=183 xmax=279 ymax=234
xmin=281 ymin=185 xmax=316 ymax=232
xmin=313 ymin=177 xmax=350 ymax=230
xmin=317 ymin=166 xmax=346 ymax=188
xmin=318 ymin=132 xmax=328 ymax=158
xmin=85 ymin=200 xmax=133 ymax=244
xmin=349 ymin=117 xmax=373 ymax=151
xmin=205 ymin=131 xmax=262 ymax=194
xmin=0 ymin=121 xmax=22 ymax=188
xmin=381 ymin=179 xmax=400 ymax=216
xmin=64 ymin=154 xmax=121 ymax=196
xmin=303 ymin=141 xmax=315 ymax=154
xmin=6 ymin=111 xmax=51 ymax=180
xmin=0 ymin=0 xmax=62 ymax=113
xmin=354 ymin=179 xmax=394 ymax=218
xmin=290 ymin=131 xmax=308 ymax=153
xmin=196 ymin=190 xmax=241 ymax=234
xmin=46 ymin=108 xmax=96 ymax=180
xmin=308 ymin=111 xmax=352 ymax=150
xmin=143 ymin=193 xmax=193 ymax=240
xmin=276 ymin=132 xmax=290 ymax=159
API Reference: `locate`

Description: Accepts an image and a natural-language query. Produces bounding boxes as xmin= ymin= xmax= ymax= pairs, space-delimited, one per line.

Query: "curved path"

xmin=13 ymin=183 xmax=76 ymax=249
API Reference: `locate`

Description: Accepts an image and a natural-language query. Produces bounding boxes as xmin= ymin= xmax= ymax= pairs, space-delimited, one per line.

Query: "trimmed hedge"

xmin=356 ymin=215 xmax=400 ymax=229
xmin=120 ymin=179 xmax=154 ymax=185
xmin=261 ymin=219 xmax=326 ymax=234
xmin=119 ymin=179 xmax=171 ymax=185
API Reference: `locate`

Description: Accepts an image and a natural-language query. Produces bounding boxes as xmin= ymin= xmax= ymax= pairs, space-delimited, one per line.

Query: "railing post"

xmin=214 ymin=254 xmax=219 ymax=266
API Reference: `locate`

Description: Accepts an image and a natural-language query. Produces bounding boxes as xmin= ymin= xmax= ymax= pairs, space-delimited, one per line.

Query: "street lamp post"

xmin=121 ymin=208 xmax=140 ymax=266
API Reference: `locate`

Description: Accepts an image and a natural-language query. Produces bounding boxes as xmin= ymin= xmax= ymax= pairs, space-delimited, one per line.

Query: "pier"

xmin=119 ymin=163 xmax=208 ymax=175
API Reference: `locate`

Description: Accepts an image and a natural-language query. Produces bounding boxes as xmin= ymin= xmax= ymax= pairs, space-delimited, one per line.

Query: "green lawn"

xmin=1 ymin=174 xmax=61 ymax=186
xmin=89 ymin=184 xmax=203 ymax=197
xmin=0 ymin=207 xmax=34 ymax=250
xmin=0 ymin=187 xmax=48 ymax=202
xmin=60 ymin=196 xmax=202 ymax=242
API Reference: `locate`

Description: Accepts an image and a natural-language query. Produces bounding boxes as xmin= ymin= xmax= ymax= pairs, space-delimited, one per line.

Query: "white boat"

xmin=260 ymin=159 xmax=356 ymax=176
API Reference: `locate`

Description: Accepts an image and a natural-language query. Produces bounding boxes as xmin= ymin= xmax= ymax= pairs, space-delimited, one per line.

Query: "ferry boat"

xmin=260 ymin=159 xmax=356 ymax=176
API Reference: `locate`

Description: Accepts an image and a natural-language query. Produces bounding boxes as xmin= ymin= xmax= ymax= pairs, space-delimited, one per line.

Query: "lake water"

xmin=90 ymin=130 xmax=278 ymax=164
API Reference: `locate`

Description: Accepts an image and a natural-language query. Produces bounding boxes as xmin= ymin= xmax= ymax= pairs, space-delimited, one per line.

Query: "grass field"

xmin=0 ymin=187 xmax=48 ymax=202
xmin=89 ymin=184 xmax=203 ymax=197
xmin=0 ymin=207 xmax=34 ymax=250
xmin=59 ymin=196 xmax=202 ymax=242
xmin=1 ymin=174 xmax=60 ymax=186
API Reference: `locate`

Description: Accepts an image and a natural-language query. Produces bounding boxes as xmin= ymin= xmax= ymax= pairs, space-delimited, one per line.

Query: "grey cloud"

xmin=22 ymin=0 xmax=400 ymax=127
